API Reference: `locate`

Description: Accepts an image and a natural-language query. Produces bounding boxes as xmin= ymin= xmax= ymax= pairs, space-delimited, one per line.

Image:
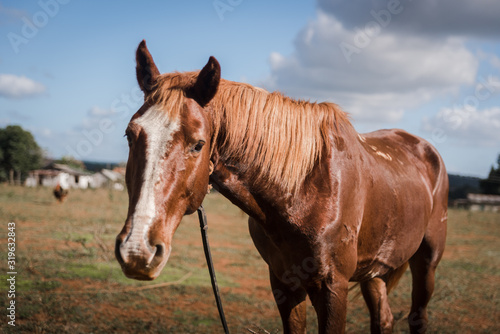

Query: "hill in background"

xmin=83 ymin=161 xmax=124 ymax=173
xmin=448 ymin=174 xmax=481 ymax=201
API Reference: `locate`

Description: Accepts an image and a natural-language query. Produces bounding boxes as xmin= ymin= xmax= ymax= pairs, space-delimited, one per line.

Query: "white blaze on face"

xmin=124 ymin=105 xmax=180 ymax=256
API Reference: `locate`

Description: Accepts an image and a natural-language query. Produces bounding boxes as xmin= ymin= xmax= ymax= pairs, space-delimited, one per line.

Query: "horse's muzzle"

xmin=115 ymin=235 xmax=169 ymax=280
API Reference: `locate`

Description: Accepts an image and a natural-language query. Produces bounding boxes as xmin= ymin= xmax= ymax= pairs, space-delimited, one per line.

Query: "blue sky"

xmin=1 ymin=0 xmax=499 ymax=177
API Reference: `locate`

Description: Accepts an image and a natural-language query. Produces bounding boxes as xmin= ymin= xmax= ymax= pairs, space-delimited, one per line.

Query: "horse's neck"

xmin=210 ymin=101 xmax=360 ymax=222
xmin=210 ymin=162 xmax=266 ymax=221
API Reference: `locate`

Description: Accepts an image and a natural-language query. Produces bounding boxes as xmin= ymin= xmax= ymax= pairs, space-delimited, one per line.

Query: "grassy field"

xmin=0 ymin=184 xmax=498 ymax=333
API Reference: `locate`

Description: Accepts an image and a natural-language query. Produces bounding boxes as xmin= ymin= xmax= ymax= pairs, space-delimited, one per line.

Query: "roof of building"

xmin=46 ymin=163 xmax=91 ymax=176
xmin=467 ymin=193 xmax=500 ymax=204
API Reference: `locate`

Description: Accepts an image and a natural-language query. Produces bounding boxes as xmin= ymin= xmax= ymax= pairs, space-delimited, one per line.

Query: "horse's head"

xmin=115 ymin=40 xmax=220 ymax=280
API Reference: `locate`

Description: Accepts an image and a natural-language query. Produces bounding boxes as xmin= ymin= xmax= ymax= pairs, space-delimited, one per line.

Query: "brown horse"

xmin=115 ymin=40 xmax=448 ymax=334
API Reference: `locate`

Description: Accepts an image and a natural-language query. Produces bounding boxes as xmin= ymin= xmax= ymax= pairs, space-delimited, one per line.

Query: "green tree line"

xmin=480 ymin=154 xmax=500 ymax=195
xmin=0 ymin=125 xmax=43 ymax=184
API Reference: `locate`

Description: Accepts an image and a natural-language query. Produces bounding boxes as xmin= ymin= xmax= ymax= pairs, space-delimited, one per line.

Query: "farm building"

xmin=25 ymin=163 xmax=93 ymax=189
xmin=25 ymin=163 xmax=125 ymax=190
xmin=452 ymin=193 xmax=500 ymax=212
xmin=92 ymin=168 xmax=125 ymax=190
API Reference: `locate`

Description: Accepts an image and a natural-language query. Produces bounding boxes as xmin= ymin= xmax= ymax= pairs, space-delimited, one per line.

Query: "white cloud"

xmin=88 ymin=106 xmax=116 ymax=117
xmin=78 ymin=106 xmax=118 ymax=131
xmin=0 ymin=4 xmax=26 ymax=24
xmin=478 ymin=51 xmax=500 ymax=71
xmin=0 ymin=74 xmax=46 ymax=98
xmin=33 ymin=105 xmax=129 ymax=161
xmin=42 ymin=128 xmax=53 ymax=138
xmin=263 ymin=11 xmax=478 ymax=123
xmin=33 ymin=122 xmax=128 ymax=162
xmin=317 ymin=0 xmax=500 ymax=39
xmin=422 ymin=106 xmax=500 ymax=147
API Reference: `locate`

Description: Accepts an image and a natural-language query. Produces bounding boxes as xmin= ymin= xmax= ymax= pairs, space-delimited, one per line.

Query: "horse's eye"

xmin=192 ymin=140 xmax=205 ymax=153
xmin=124 ymin=132 xmax=133 ymax=147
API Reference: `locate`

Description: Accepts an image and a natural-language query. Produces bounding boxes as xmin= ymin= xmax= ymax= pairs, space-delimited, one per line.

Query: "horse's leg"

xmin=360 ymin=278 xmax=394 ymax=334
xmin=250 ymin=218 xmax=308 ymax=333
xmin=308 ymin=278 xmax=349 ymax=334
xmin=408 ymin=212 xmax=447 ymax=333
xmin=269 ymin=268 xmax=307 ymax=334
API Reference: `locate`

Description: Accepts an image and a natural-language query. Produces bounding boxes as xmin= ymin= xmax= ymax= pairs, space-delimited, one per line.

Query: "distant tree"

xmin=0 ymin=145 xmax=4 ymax=181
xmin=480 ymin=154 xmax=500 ymax=195
xmin=448 ymin=174 xmax=481 ymax=201
xmin=0 ymin=125 xmax=43 ymax=184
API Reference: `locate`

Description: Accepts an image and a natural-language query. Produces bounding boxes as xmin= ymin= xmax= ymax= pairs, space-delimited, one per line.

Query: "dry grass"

xmin=0 ymin=184 xmax=498 ymax=333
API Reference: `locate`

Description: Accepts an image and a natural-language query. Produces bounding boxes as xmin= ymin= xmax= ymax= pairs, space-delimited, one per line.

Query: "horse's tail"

xmin=386 ymin=262 xmax=409 ymax=293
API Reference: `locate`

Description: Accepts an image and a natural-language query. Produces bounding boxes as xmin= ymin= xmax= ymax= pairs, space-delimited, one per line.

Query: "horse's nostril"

xmin=115 ymin=237 xmax=125 ymax=264
xmin=154 ymin=243 xmax=165 ymax=258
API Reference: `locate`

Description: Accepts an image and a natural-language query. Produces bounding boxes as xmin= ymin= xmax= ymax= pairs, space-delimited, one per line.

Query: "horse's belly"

xmin=352 ymin=205 xmax=429 ymax=281
xmin=352 ymin=233 xmax=423 ymax=282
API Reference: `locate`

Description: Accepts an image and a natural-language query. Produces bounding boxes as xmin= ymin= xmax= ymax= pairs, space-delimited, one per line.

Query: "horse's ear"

xmin=189 ymin=56 xmax=221 ymax=107
xmin=136 ymin=40 xmax=160 ymax=96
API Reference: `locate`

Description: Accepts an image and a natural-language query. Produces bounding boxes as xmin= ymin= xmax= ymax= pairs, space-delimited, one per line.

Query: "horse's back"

xmin=361 ymin=129 xmax=446 ymax=195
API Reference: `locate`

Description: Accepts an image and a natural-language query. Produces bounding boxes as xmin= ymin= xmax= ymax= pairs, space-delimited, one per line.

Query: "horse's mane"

xmin=150 ymin=72 xmax=352 ymax=193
